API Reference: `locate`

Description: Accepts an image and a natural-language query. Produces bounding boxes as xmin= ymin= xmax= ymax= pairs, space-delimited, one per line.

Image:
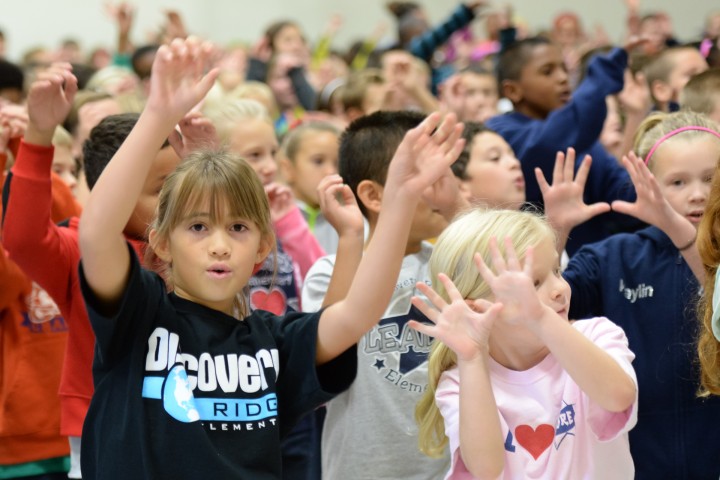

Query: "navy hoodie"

xmin=486 ymin=48 xmax=640 ymax=254
xmin=564 ymin=226 xmax=720 ymax=479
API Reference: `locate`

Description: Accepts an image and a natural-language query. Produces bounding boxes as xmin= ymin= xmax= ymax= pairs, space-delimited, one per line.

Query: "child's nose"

xmin=209 ymin=231 xmax=231 ymax=256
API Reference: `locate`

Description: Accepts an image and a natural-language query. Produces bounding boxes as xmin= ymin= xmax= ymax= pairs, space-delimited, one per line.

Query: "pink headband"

xmin=644 ymin=126 xmax=720 ymax=165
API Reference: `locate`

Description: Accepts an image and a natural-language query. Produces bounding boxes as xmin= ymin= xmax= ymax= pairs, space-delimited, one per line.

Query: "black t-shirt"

xmin=79 ymin=247 xmax=356 ymax=479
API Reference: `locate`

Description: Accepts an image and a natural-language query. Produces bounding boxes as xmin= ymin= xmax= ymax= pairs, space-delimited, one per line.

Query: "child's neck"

xmin=514 ymin=102 xmax=550 ymax=120
xmin=489 ymin=332 xmax=550 ymax=371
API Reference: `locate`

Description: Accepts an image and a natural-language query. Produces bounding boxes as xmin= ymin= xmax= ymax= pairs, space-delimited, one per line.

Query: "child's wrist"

xmin=24 ymin=125 xmax=54 ymax=147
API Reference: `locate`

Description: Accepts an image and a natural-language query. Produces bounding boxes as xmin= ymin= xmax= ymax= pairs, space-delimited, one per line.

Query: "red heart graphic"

xmin=250 ymin=288 xmax=287 ymax=315
xmin=515 ymin=424 xmax=554 ymax=460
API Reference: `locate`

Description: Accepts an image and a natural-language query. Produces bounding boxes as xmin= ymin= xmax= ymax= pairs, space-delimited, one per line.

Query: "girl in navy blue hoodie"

xmin=563 ymin=110 xmax=720 ymax=479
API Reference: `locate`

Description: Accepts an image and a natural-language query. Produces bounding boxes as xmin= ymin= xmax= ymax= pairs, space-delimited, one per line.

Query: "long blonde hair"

xmin=416 ymin=208 xmax=555 ymax=457
xmin=147 ymin=149 xmax=276 ymax=318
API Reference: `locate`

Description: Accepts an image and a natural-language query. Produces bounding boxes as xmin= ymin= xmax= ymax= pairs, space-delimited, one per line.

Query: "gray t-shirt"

xmin=302 ymin=243 xmax=450 ymax=480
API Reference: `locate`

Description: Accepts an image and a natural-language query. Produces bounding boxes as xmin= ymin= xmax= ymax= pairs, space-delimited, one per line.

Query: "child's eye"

xmin=671 ymin=179 xmax=684 ymax=187
xmin=189 ymin=223 xmax=206 ymax=232
xmin=533 ymin=279 xmax=541 ymax=288
xmin=705 ymin=175 xmax=714 ymax=184
xmin=230 ymin=223 xmax=248 ymax=232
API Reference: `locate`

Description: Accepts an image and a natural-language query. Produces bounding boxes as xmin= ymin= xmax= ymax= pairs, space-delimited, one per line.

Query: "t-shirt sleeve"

xmin=79 ymin=243 xmax=166 ymax=370
xmin=300 ymin=255 xmax=335 ymax=312
xmin=267 ymin=308 xmax=357 ymax=436
xmin=579 ymin=317 xmax=638 ymax=442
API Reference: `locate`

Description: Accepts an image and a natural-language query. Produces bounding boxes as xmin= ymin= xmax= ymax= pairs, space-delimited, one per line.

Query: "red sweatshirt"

xmin=0 ymin=144 xmax=75 ymax=464
xmin=2 ymin=140 xmax=143 ymax=437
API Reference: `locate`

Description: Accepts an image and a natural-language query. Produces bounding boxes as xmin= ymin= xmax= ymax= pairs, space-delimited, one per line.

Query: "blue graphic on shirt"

xmin=142 ymin=364 xmax=278 ymax=423
xmin=162 ymin=364 xmax=201 ymax=423
xmin=367 ymin=305 xmax=432 ymax=374
xmin=554 ymin=402 xmax=576 ymax=449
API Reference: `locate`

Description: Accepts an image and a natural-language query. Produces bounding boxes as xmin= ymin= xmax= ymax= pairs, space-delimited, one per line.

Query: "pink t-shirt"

xmin=436 ymin=317 xmax=638 ymax=479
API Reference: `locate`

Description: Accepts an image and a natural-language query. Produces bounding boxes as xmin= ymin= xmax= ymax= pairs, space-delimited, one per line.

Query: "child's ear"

xmin=278 ymin=153 xmax=295 ymax=184
xmin=501 ymin=79 xmax=523 ymax=105
xmin=255 ymin=234 xmax=274 ymax=265
xmin=458 ymin=179 xmax=473 ymax=204
xmin=149 ymin=229 xmax=172 ymax=263
xmin=356 ymin=180 xmax=383 ymax=215
xmin=650 ymin=79 xmax=672 ymax=107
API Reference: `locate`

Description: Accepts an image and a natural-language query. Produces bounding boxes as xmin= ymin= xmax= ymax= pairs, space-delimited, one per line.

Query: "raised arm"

xmin=476 ymin=238 xmax=637 ymax=413
xmin=1 ymin=65 xmax=81 ymax=301
xmin=316 ymin=174 xmax=364 ymax=307
xmin=79 ymin=38 xmax=217 ymax=308
xmin=315 ymin=113 xmax=465 ymax=364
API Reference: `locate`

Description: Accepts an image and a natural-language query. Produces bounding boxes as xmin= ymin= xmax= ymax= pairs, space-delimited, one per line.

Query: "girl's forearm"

xmin=535 ymin=312 xmax=636 ymax=412
xmin=458 ymin=355 xmax=505 ymax=479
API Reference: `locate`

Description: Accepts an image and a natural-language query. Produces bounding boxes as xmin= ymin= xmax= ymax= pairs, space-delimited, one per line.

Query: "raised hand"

xmin=317 ymin=174 xmax=364 ymax=238
xmin=168 ymin=111 xmax=219 ymax=159
xmin=264 ymin=182 xmax=295 ymax=223
xmin=536 ymin=148 xmax=610 ymax=237
xmin=25 ymin=63 xmax=77 ymax=145
xmin=611 ymin=151 xmax=679 ymax=229
xmin=0 ymin=104 xmax=29 ymax=143
xmin=146 ymin=37 xmax=219 ymax=124
xmin=475 ymin=237 xmax=545 ymax=328
xmin=408 ymin=274 xmax=502 ymax=361
xmin=618 ymin=70 xmax=651 ymax=116
xmin=439 ymin=74 xmax=467 ymax=119
xmin=384 ymin=112 xmax=465 ymax=203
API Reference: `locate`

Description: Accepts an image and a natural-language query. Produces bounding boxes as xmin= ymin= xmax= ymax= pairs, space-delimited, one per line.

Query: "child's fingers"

xmin=488 ymin=237 xmax=508 ymax=273
xmin=574 ymin=155 xmax=592 ymax=186
xmin=563 ymin=147 xmax=575 ymax=180
xmin=610 ymin=200 xmax=634 ymax=216
xmin=474 ymin=252 xmax=496 ymax=283
xmin=471 ymin=298 xmax=495 ymax=314
xmin=339 ymin=184 xmax=359 ymax=206
xmin=317 ymin=174 xmax=342 ymax=193
xmin=586 ymin=201 xmax=612 ymax=218
xmin=552 ymin=150 xmax=565 ymax=183
xmin=432 ymin=112 xmax=458 ymax=146
xmin=438 ymin=273 xmax=464 ymax=303
xmin=504 ymin=237 xmax=522 ymax=271
xmin=534 ymin=167 xmax=550 ymax=193
xmin=407 ymin=319 xmax=435 ymax=337
xmin=441 ymin=123 xmax=464 ymax=156
xmin=522 ymin=246 xmax=534 ymax=276
xmin=415 ymin=281 xmax=448 ymax=311
xmin=410 ymin=295 xmax=439 ymax=324
xmin=168 ymin=129 xmax=184 ymax=158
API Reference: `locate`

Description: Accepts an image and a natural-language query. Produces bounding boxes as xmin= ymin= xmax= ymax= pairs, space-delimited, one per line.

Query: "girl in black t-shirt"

xmin=75 ymin=37 xmax=465 ymax=479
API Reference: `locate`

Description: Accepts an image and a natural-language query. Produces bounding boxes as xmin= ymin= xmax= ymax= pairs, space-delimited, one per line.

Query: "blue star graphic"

xmin=373 ymin=358 xmax=385 ymax=370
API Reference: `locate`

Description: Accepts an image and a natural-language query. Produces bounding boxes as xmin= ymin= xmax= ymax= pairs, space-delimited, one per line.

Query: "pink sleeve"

xmin=436 ymin=369 xmax=477 ymax=480
xmin=582 ymin=318 xmax=639 ymax=442
xmin=273 ymin=205 xmax=325 ymax=280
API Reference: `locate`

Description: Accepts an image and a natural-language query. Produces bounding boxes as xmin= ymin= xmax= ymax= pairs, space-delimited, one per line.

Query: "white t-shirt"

xmin=437 ymin=317 xmax=638 ymax=480
xmin=302 ymin=243 xmax=451 ymax=480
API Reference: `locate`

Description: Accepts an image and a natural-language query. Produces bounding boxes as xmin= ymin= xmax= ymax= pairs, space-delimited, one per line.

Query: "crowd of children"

xmin=2 ymin=2 xmax=720 ymax=480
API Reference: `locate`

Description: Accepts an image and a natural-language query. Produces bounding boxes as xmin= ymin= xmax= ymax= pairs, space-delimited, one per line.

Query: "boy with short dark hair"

xmin=302 ymin=110 xmax=461 ymax=480
xmin=486 ymin=37 xmax=640 ymax=254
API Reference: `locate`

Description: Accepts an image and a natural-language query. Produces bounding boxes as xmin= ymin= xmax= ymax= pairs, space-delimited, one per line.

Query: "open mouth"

xmin=208 ymin=265 xmax=232 ymax=278
xmin=687 ymin=211 xmax=704 ymax=223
